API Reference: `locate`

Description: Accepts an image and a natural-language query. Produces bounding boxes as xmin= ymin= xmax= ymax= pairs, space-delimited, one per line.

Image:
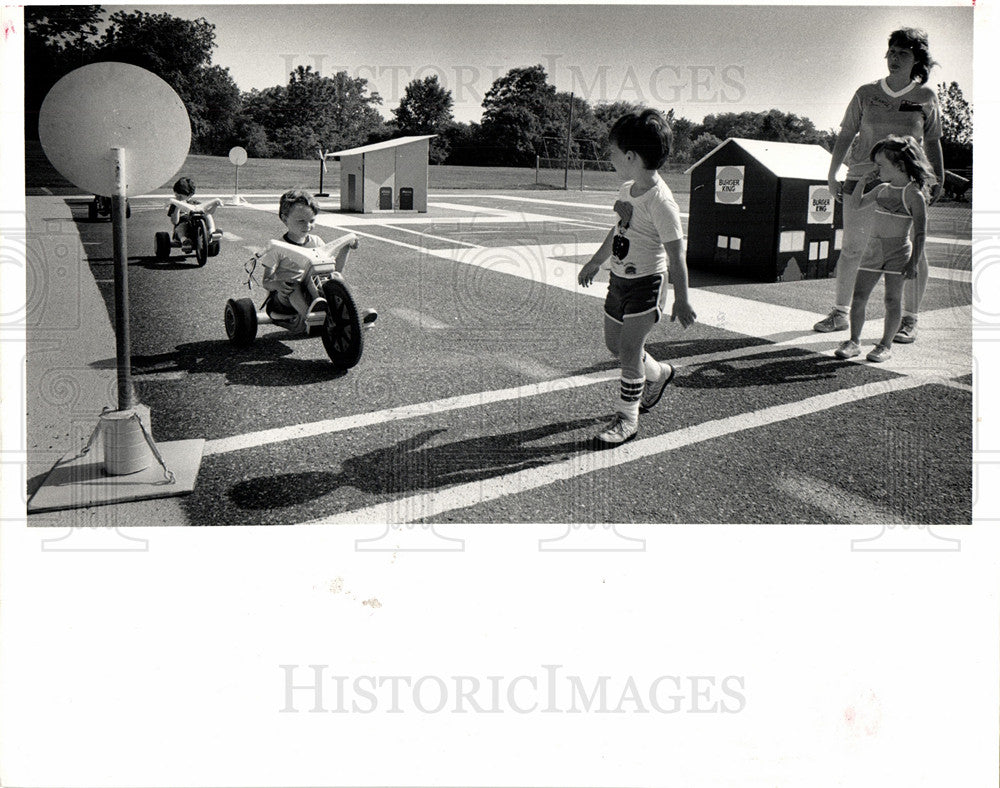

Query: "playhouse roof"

xmin=685 ymin=138 xmax=847 ymax=180
xmin=325 ymin=135 xmax=436 ymax=159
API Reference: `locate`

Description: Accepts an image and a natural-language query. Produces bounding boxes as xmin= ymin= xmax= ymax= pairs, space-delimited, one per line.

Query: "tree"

xmin=480 ymin=65 xmax=558 ymax=165
xmin=24 ymin=6 xmax=105 ymax=137
xmin=393 ymin=75 xmax=454 ymax=163
xmin=394 ymin=75 xmax=454 ymax=133
xmin=436 ymin=121 xmax=481 ymax=165
xmin=243 ymin=66 xmax=386 ymax=159
xmin=691 ymin=133 xmax=723 ymax=161
xmin=98 ymin=10 xmax=216 ymax=76
xmin=937 ymin=81 xmax=972 ymax=146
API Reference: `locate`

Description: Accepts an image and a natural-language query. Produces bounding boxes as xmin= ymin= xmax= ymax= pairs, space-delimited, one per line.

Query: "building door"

xmin=347 ymin=174 xmax=356 ymax=209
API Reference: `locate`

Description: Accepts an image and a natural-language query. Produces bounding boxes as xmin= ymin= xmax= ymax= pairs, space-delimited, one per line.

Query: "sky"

xmin=104 ymin=3 xmax=974 ymax=133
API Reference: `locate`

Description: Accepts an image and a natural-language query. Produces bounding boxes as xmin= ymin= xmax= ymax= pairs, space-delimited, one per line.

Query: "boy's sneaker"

xmin=813 ymin=309 xmax=849 ymax=333
xmin=894 ymin=316 xmax=917 ymax=344
xmin=866 ymin=344 xmax=892 ymax=363
xmin=266 ymin=297 xmax=296 ymax=320
xmin=639 ymin=362 xmax=676 ymax=413
xmin=595 ymin=413 xmax=638 ymax=446
xmin=834 ymin=340 xmax=861 ymax=359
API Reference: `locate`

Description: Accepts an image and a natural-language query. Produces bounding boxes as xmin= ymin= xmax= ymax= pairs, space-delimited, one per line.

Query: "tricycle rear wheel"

xmin=154 ymin=231 xmax=171 ymax=260
xmin=225 ymin=298 xmax=258 ymax=346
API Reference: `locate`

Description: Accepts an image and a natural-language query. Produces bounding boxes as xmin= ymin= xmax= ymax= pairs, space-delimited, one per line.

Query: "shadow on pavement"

xmin=90 ymin=338 xmax=349 ymax=388
xmin=222 ymin=417 xmax=606 ymax=514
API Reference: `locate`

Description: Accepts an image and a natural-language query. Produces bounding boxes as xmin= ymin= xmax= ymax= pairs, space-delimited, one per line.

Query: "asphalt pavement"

xmin=23 ymin=190 xmax=972 ymax=527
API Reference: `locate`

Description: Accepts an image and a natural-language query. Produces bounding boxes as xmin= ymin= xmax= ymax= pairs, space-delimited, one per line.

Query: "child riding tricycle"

xmin=225 ymin=233 xmax=373 ymax=369
xmin=154 ymin=177 xmax=223 ymax=265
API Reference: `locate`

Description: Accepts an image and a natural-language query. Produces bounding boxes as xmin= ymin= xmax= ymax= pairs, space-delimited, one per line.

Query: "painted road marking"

xmin=439 ymin=194 xmax=972 ymax=247
xmin=304 ymin=376 xmax=929 ymax=524
xmin=202 ymin=371 xmax=619 ymax=456
xmin=200 ymin=330 xmax=965 ymax=460
xmin=420 ymin=244 xmax=970 ymax=378
xmin=390 ymin=307 xmax=453 ymax=330
xmin=774 ymin=469 xmax=902 ymax=524
xmin=376 ymin=223 xmax=481 ymax=248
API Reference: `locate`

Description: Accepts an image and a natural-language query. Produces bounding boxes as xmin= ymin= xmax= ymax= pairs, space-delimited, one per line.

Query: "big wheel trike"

xmin=88 ymin=194 xmax=130 ymax=220
xmin=225 ymin=234 xmax=367 ymax=369
xmin=155 ymin=198 xmax=223 ymax=266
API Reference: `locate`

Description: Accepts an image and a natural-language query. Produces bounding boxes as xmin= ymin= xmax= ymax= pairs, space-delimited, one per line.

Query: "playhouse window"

xmin=779 ymin=231 xmax=805 ymax=252
xmin=834 ymin=229 xmax=844 ymax=250
xmin=808 ymin=241 xmax=831 ymax=261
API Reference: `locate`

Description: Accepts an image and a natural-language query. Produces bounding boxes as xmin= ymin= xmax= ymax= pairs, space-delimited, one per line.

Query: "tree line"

xmin=25 ymin=8 xmax=972 ymax=170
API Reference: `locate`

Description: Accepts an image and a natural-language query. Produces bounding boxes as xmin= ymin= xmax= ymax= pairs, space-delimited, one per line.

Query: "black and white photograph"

xmin=2 ymin=2 xmax=998 ymax=786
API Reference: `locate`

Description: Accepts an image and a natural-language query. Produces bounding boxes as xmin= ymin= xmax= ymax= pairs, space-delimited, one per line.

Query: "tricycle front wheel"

xmin=320 ymin=278 xmax=363 ymax=369
xmin=194 ymin=220 xmax=208 ymax=266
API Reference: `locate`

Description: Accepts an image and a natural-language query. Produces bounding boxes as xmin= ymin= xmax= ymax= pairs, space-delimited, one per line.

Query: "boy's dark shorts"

xmin=604 ymin=272 xmax=666 ymax=324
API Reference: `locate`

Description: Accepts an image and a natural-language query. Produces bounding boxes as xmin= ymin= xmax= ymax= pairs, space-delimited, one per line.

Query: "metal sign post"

xmin=227 ymin=146 xmax=249 ymax=205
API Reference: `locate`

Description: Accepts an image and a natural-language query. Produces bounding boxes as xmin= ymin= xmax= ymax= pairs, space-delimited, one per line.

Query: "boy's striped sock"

xmin=619 ymin=376 xmax=644 ymax=421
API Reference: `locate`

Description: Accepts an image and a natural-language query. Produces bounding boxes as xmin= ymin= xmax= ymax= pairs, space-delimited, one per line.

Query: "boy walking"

xmin=578 ymin=109 xmax=696 ymax=446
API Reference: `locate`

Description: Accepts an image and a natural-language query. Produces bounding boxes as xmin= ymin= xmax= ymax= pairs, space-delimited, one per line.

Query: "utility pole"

xmin=564 ymin=92 xmax=574 ymax=190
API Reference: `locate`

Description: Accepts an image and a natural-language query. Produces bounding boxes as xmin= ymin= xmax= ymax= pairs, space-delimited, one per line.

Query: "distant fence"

xmin=535 ymin=156 xmax=618 ymax=190
xmin=535 ymin=156 xmax=690 ymax=191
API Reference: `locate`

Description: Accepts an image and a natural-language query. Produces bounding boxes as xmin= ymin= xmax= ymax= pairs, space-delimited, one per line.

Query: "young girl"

xmin=834 ymin=135 xmax=933 ymax=363
xmin=577 ymin=109 xmax=696 ymax=445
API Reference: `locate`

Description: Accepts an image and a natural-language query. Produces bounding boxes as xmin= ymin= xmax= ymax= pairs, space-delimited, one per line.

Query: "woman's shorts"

xmin=604 ymin=272 xmax=666 ymax=323
xmin=858 ymin=238 xmax=912 ymax=276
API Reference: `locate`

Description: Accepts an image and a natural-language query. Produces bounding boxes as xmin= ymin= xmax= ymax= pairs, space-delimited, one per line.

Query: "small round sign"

xmin=229 ymin=146 xmax=248 ymax=166
xmin=715 ymin=165 xmax=744 ymax=205
xmin=38 ymin=62 xmax=190 ymax=197
xmin=809 ymin=185 xmax=834 ymax=224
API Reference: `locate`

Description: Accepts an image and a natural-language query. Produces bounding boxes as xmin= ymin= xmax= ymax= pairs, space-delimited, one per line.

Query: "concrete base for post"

xmin=27 ymin=405 xmax=203 ymax=513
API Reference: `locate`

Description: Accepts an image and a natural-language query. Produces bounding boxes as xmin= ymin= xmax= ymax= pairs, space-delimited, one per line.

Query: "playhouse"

xmin=325 ymin=135 xmax=435 ymax=213
xmin=685 ymin=138 xmax=847 ymax=282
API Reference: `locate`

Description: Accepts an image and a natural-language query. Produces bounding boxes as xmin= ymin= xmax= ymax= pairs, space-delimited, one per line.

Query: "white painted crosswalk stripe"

xmin=307 ymin=377 xmax=928 ymax=524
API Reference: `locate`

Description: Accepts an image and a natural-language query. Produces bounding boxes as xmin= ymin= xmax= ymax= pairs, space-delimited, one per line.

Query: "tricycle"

xmin=225 ymin=234 xmax=368 ymax=369
xmin=88 ymin=194 xmax=130 ymax=221
xmin=155 ymin=198 xmax=223 ymax=266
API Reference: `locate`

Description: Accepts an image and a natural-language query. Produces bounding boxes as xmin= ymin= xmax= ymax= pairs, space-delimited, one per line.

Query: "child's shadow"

xmin=224 ymin=417 xmax=604 ymax=513
xmin=91 ymin=337 xmax=347 ymax=388
xmin=677 ymin=348 xmax=844 ymax=389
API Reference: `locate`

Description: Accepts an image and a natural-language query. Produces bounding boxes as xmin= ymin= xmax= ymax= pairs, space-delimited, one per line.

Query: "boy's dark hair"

xmin=888 ymin=27 xmax=937 ymax=84
xmin=609 ymin=109 xmax=672 ymax=170
xmin=278 ymin=189 xmax=320 ymax=221
xmin=173 ymin=177 xmax=195 ymax=197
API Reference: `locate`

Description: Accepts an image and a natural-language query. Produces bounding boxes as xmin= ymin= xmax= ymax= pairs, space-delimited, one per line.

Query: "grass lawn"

xmin=24 ymin=139 xmax=690 ymax=196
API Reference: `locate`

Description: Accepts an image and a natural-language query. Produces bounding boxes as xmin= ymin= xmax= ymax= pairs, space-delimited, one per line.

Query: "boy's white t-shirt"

xmin=609 ymin=176 xmax=684 ymax=279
